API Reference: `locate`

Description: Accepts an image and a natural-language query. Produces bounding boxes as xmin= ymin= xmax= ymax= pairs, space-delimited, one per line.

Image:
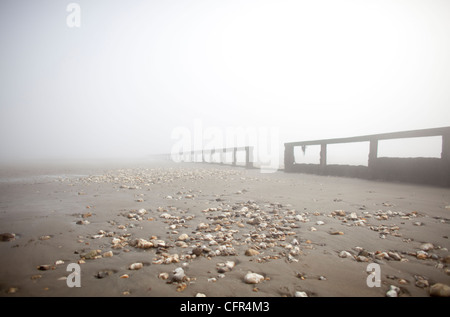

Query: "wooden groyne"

xmin=284 ymin=126 xmax=450 ymax=186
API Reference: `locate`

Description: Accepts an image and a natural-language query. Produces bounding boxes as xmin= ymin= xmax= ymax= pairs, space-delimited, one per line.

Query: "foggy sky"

xmin=1 ymin=0 xmax=450 ymax=163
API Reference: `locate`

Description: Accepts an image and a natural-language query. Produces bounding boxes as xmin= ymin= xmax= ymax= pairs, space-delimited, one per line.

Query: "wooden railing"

xmin=284 ymin=126 xmax=450 ymax=186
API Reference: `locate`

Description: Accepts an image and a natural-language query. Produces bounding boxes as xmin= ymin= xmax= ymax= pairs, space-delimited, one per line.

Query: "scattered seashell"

xmin=37 ymin=265 xmax=52 ymax=271
xmin=172 ymin=267 xmax=186 ymax=282
xmin=244 ymin=272 xmax=265 ymax=284
xmin=129 ymin=262 xmax=143 ymax=270
xmin=0 ymin=233 xmax=16 ymax=242
xmin=245 ymin=248 xmax=260 ymax=256
xmin=102 ymin=251 xmax=113 ymax=258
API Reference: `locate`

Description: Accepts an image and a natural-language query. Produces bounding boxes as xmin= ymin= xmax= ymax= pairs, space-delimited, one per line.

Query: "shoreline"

xmin=1 ymin=162 xmax=449 ymax=297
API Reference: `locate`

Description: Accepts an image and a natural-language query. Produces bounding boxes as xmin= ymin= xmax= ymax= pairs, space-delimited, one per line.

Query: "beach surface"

xmin=1 ymin=161 xmax=449 ymax=297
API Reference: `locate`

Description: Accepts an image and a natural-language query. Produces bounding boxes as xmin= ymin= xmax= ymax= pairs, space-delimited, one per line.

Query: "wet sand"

xmin=1 ymin=161 xmax=449 ymax=297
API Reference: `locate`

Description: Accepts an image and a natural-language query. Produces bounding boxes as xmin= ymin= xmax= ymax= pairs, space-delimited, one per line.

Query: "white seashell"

xmin=177 ymin=233 xmax=189 ymax=241
xmin=172 ymin=267 xmax=186 ymax=282
xmin=197 ymin=223 xmax=209 ymax=230
xmin=244 ymin=272 xmax=265 ymax=284
xmin=129 ymin=262 xmax=143 ymax=270
xmin=295 ymin=291 xmax=308 ymax=297
xmin=225 ymin=261 xmax=235 ymax=270
xmin=339 ymin=251 xmax=353 ymax=258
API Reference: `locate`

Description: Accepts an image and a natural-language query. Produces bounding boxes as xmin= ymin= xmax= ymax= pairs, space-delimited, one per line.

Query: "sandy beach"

xmin=1 ymin=161 xmax=449 ymax=298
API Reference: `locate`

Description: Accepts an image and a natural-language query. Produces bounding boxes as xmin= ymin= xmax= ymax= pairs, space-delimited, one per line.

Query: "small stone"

xmin=102 ymin=251 xmax=113 ymax=258
xmin=386 ymin=285 xmax=401 ymax=297
xmin=420 ymin=243 xmax=434 ymax=251
xmin=37 ymin=265 xmax=51 ymax=271
xmin=294 ymin=291 xmax=308 ymax=297
xmin=81 ymin=250 xmax=100 ymax=260
xmin=348 ymin=212 xmax=358 ymax=220
xmin=245 ymin=248 xmax=260 ymax=256
xmin=415 ymin=278 xmax=429 ymax=288
xmin=133 ymin=238 xmax=154 ymax=249
xmin=225 ymin=261 xmax=235 ymax=270
xmin=192 ymin=247 xmax=203 ymax=256
xmin=6 ymin=287 xmax=19 ymax=294
xmin=429 ymin=283 xmax=450 ymax=297
xmin=244 ymin=272 xmax=264 ymax=284
xmin=339 ymin=251 xmax=353 ymax=258
xmin=356 ymin=255 xmax=369 ymax=262
xmin=416 ymin=251 xmax=428 ymax=260
xmin=128 ymin=262 xmax=143 ymax=270
xmin=172 ymin=267 xmax=186 ymax=282
xmin=388 ymin=252 xmax=402 ymax=261
xmin=158 ymin=272 xmax=169 ymax=280
xmin=197 ymin=223 xmax=209 ymax=230
xmin=0 ymin=233 xmax=16 ymax=242
xmin=177 ymin=233 xmax=189 ymax=241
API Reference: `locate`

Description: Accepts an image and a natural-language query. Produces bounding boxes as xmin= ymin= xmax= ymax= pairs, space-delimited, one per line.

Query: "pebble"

xmin=102 ymin=251 xmax=113 ymax=258
xmin=339 ymin=251 xmax=353 ymax=258
xmin=37 ymin=265 xmax=52 ymax=271
xmin=6 ymin=287 xmax=19 ymax=294
xmin=81 ymin=250 xmax=101 ymax=260
xmin=245 ymin=248 xmax=260 ymax=256
xmin=386 ymin=285 xmax=400 ymax=297
xmin=429 ymin=283 xmax=450 ymax=297
xmin=177 ymin=233 xmax=189 ymax=241
xmin=419 ymin=243 xmax=434 ymax=251
xmin=244 ymin=272 xmax=265 ymax=284
xmin=416 ymin=251 xmax=428 ymax=260
xmin=388 ymin=252 xmax=402 ymax=261
xmin=128 ymin=262 xmax=143 ymax=270
xmin=356 ymin=255 xmax=369 ymax=262
xmin=172 ymin=267 xmax=186 ymax=282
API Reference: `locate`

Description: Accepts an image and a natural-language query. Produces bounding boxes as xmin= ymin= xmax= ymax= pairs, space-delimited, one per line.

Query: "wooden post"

xmin=284 ymin=144 xmax=294 ymax=172
xmin=442 ymin=134 xmax=450 ymax=186
xmin=320 ymin=143 xmax=327 ymax=167
xmin=442 ymin=133 xmax=450 ymax=161
xmin=245 ymin=146 xmax=253 ymax=168
xmin=368 ymin=139 xmax=378 ymax=167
